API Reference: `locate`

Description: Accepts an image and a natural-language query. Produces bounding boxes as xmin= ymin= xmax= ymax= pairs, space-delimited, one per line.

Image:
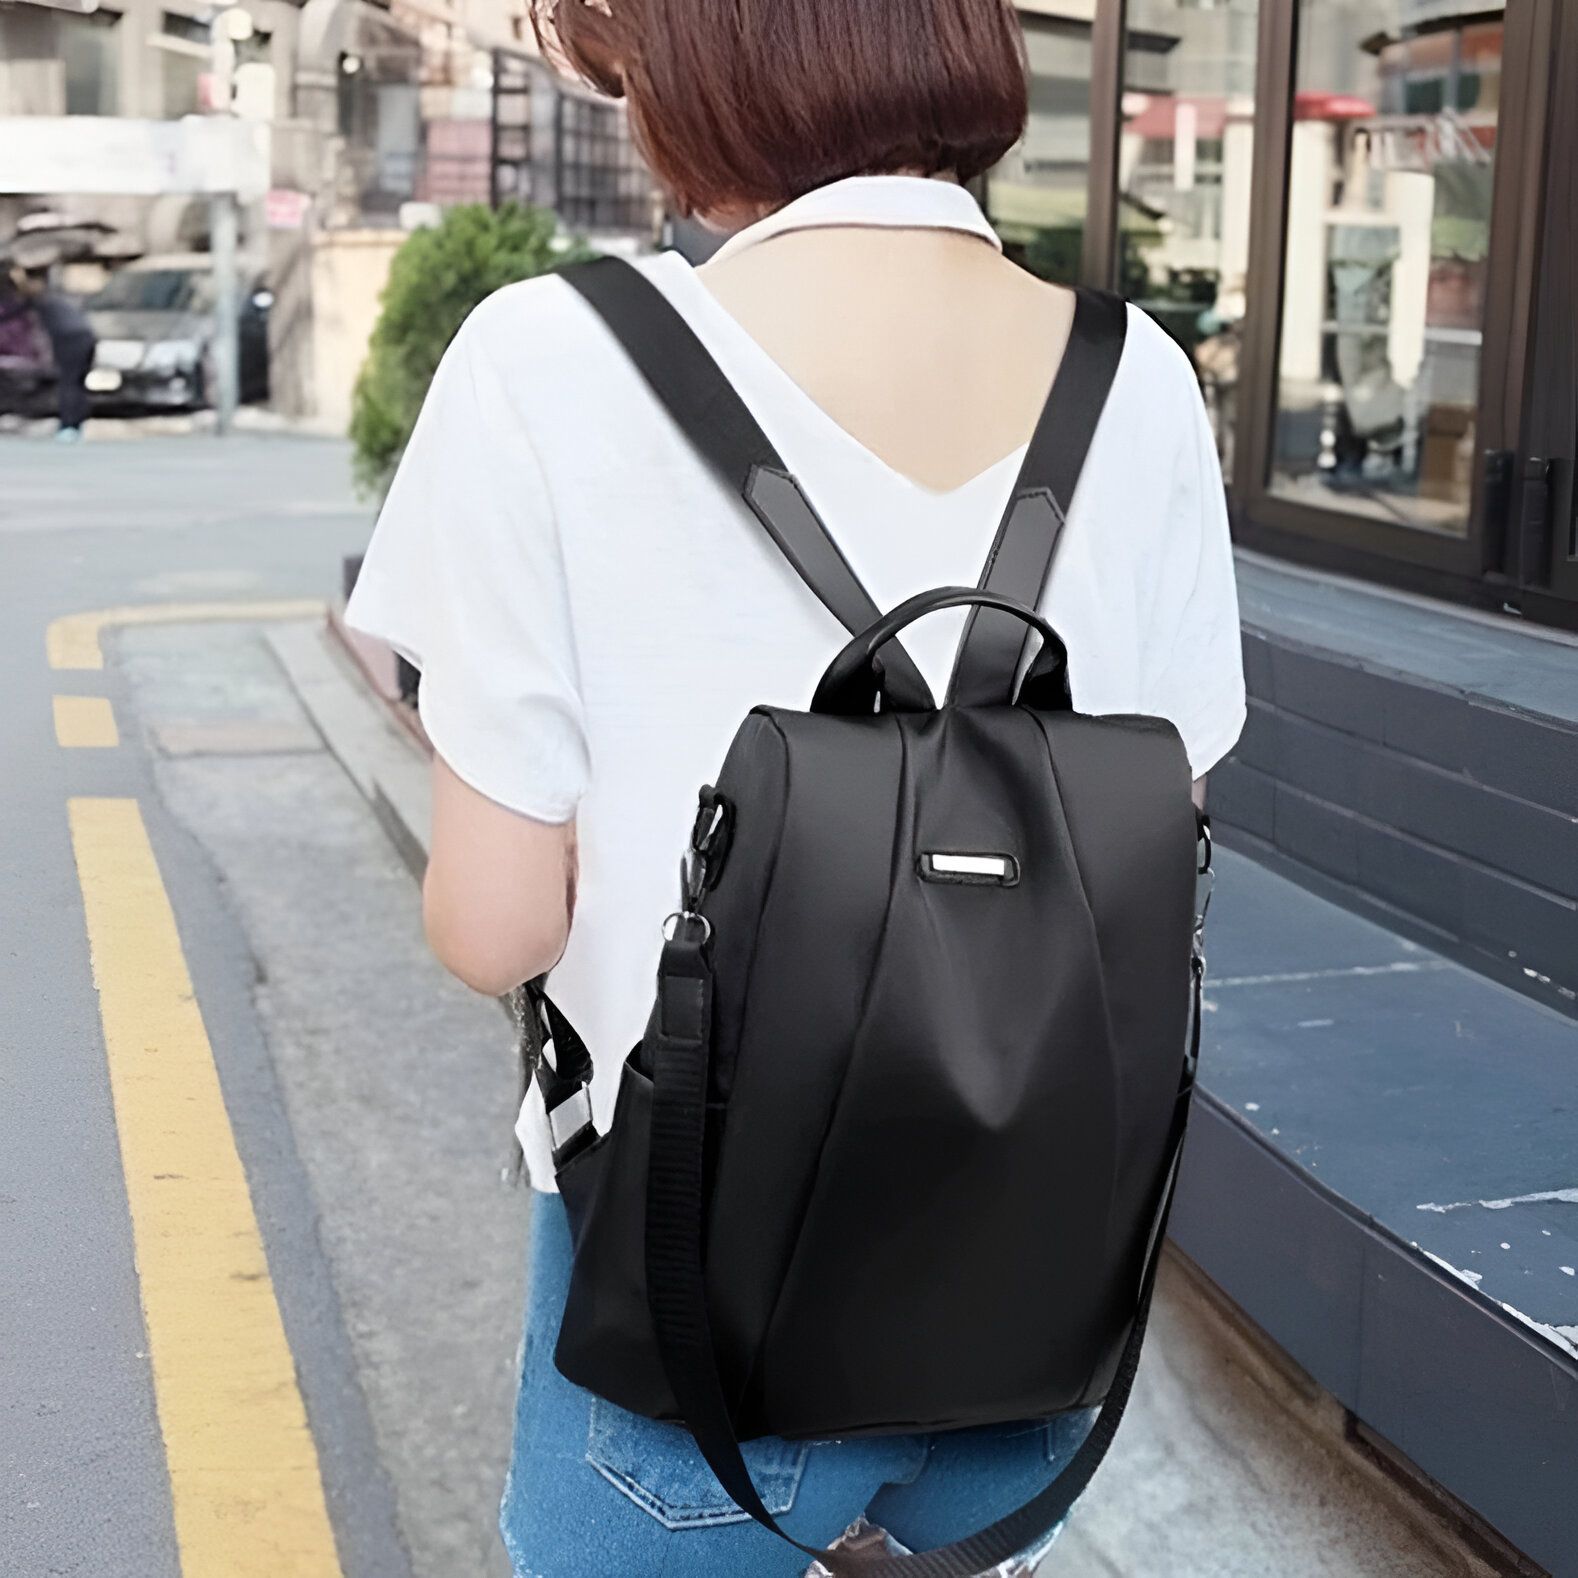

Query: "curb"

xmin=264 ymin=616 xmax=433 ymax=879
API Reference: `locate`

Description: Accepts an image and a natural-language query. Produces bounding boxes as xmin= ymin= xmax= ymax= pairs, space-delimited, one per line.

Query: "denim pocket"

xmin=586 ymin=1397 xmax=810 ymax=1529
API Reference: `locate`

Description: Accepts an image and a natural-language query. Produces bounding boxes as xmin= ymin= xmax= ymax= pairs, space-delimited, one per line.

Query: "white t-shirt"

xmin=346 ymin=176 xmax=1246 ymax=1191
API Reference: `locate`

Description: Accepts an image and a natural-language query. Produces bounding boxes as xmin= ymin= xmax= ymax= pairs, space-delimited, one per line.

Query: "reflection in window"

xmin=336 ymin=20 xmax=423 ymax=222
xmin=160 ymin=11 xmax=206 ymax=119
xmin=987 ymin=7 xmax=1093 ymax=286
xmin=1271 ymin=2 xmax=1503 ymax=537
xmin=554 ymin=95 xmax=653 ymax=234
xmin=61 ymin=11 xmax=121 ymax=117
xmin=1120 ymin=0 xmax=1260 ymax=472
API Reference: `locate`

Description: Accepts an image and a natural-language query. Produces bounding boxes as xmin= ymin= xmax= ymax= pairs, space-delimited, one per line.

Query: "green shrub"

xmin=349 ymin=202 xmax=592 ymax=495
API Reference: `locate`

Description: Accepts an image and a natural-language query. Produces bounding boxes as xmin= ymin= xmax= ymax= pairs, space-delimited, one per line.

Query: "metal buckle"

xmin=663 ymin=910 xmax=712 ymax=944
xmin=547 ymin=1086 xmax=594 ymax=1158
xmin=1194 ymin=868 xmax=1214 ymax=961
xmin=691 ymin=795 xmax=726 ymax=860
xmin=683 ymin=792 xmax=729 ymax=910
xmin=1194 ymin=817 xmax=1214 ymax=964
xmin=519 ymin=985 xmax=552 ymax=1076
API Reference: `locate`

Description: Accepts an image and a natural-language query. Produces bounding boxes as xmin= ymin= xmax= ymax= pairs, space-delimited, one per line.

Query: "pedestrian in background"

xmin=0 ymin=270 xmax=38 ymax=360
xmin=9 ymin=265 xmax=96 ymax=442
xmin=347 ymin=1 xmax=1244 ymax=1574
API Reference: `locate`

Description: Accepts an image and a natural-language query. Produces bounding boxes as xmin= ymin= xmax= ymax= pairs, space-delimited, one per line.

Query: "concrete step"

xmin=1215 ymin=552 xmax=1578 ymax=1014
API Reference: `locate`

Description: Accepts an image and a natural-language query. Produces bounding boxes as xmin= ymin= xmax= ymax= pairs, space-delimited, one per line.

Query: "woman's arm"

xmin=423 ymin=755 xmax=577 ymax=997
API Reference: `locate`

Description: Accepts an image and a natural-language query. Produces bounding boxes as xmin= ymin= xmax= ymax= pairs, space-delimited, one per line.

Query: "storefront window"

xmin=160 ymin=12 xmax=206 ymax=119
xmin=61 ymin=11 xmax=120 ymax=117
xmin=1120 ymin=0 xmax=1260 ymax=470
xmin=988 ymin=5 xmax=1094 ymax=286
xmin=1270 ymin=2 xmax=1504 ymax=537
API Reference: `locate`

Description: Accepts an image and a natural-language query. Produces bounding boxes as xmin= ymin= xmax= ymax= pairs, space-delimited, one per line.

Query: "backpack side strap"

xmin=558 ymin=256 xmax=933 ymax=713
xmin=520 ymin=979 xmax=598 ymax=1168
xmin=642 ymin=915 xmax=1200 ymax=1578
xmin=947 ymin=287 xmax=1129 ymax=709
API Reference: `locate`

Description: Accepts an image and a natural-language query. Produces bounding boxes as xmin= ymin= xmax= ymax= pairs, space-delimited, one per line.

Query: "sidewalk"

xmin=122 ymin=615 xmax=524 ymax=1578
xmin=269 ymin=613 xmax=1509 ymax=1577
xmin=0 ymin=406 xmax=346 ymax=442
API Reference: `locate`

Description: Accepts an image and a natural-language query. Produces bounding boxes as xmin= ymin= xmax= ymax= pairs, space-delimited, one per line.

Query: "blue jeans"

xmin=500 ymin=1193 xmax=1096 ymax=1577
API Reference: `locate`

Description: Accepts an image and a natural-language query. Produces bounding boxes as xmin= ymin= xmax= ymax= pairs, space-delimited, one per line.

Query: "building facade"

xmin=0 ymin=0 xmax=655 ymax=422
xmin=992 ymin=0 xmax=1577 ymax=632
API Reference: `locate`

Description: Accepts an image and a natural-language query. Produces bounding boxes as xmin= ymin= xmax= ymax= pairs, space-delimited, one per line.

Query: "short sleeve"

xmin=344 ymin=299 xmax=589 ymax=823
xmin=1141 ymin=358 xmax=1247 ymax=778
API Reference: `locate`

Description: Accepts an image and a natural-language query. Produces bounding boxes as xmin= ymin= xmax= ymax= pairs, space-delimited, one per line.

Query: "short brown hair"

xmin=531 ymin=0 xmax=1028 ymax=217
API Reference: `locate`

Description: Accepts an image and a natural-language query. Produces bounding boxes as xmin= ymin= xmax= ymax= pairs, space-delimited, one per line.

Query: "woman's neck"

xmin=698 ymin=226 xmax=1075 ymax=494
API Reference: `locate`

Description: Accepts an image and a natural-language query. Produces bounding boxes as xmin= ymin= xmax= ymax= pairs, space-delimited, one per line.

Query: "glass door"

xmin=1520 ymin=0 xmax=1578 ymax=614
xmin=1268 ymin=4 xmax=1505 ymax=540
xmin=1232 ymin=0 xmax=1560 ymax=610
xmin=1118 ymin=0 xmax=1264 ymax=477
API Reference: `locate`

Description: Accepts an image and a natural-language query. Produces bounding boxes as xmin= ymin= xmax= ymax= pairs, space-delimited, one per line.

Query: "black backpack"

xmin=521 ymin=256 xmax=1212 ymax=1577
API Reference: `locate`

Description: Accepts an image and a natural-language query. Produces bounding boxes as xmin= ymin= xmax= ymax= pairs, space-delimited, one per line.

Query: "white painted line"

xmin=1207 ymin=960 xmax=1450 ymax=989
xmin=1416 ymin=1187 xmax=1578 ymax=1214
xmin=47 ymin=599 xmax=327 ymax=670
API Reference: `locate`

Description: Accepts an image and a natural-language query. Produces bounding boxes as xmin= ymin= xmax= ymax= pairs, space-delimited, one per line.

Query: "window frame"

xmin=1521 ymin=0 xmax=1578 ymax=607
xmin=1072 ymin=0 xmax=1576 ymax=629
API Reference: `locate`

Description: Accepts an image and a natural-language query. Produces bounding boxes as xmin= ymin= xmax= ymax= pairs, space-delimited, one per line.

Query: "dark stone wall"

xmin=1212 ymin=627 xmax=1578 ymax=1004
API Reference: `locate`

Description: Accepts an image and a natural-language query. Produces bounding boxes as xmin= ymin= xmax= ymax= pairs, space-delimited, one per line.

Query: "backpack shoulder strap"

xmin=947 ymin=287 xmax=1128 ymax=708
xmin=558 ymin=255 xmax=932 ymax=712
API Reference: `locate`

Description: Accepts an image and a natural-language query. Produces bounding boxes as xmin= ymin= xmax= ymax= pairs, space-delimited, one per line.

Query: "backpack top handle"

xmin=812 ymin=586 xmax=1071 ymax=716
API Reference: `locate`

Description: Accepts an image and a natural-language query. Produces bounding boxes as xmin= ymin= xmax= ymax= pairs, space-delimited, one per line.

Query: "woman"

xmin=9 ymin=266 xmax=96 ymax=442
xmin=346 ymin=1 xmax=1245 ymax=1572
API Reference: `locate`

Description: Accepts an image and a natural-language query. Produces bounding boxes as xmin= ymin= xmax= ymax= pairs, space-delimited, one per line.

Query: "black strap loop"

xmin=521 ymin=978 xmax=598 ymax=1167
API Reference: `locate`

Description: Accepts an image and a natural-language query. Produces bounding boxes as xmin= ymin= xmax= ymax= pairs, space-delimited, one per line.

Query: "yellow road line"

xmin=47 ymin=600 xmax=327 ymax=671
xmin=53 ymin=695 xmax=120 ymax=748
xmin=68 ymin=798 xmax=343 ymax=1578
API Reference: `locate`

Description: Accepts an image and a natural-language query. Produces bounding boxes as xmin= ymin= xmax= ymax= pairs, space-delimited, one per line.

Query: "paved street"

xmin=1 ymin=430 xmax=1498 ymax=1578
xmin=2 ymin=432 xmax=522 ymax=1578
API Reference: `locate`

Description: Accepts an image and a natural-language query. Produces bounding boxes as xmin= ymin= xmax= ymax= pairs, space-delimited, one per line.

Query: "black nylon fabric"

xmin=555 ymin=703 xmax=1192 ymax=1578
xmin=548 ymin=591 xmax=1200 ymax=1568
xmin=554 ymin=687 xmax=1196 ymax=1437
xmin=562 ymin=916 xmax=1196 ymax=1578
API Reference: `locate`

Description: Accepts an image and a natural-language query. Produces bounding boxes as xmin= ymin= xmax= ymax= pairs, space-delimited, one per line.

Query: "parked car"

xmin=84 ymin=254 xmax=272 ymax=411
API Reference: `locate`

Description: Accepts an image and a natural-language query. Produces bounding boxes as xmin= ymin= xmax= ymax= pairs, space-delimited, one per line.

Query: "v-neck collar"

xmin=650 ymin=174 xmax=1026 ymax=498
xmin=655 ymin=252 xmax=1029 ymax=501
xmin=706 ymin=175 xmax=1004 ymax=267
